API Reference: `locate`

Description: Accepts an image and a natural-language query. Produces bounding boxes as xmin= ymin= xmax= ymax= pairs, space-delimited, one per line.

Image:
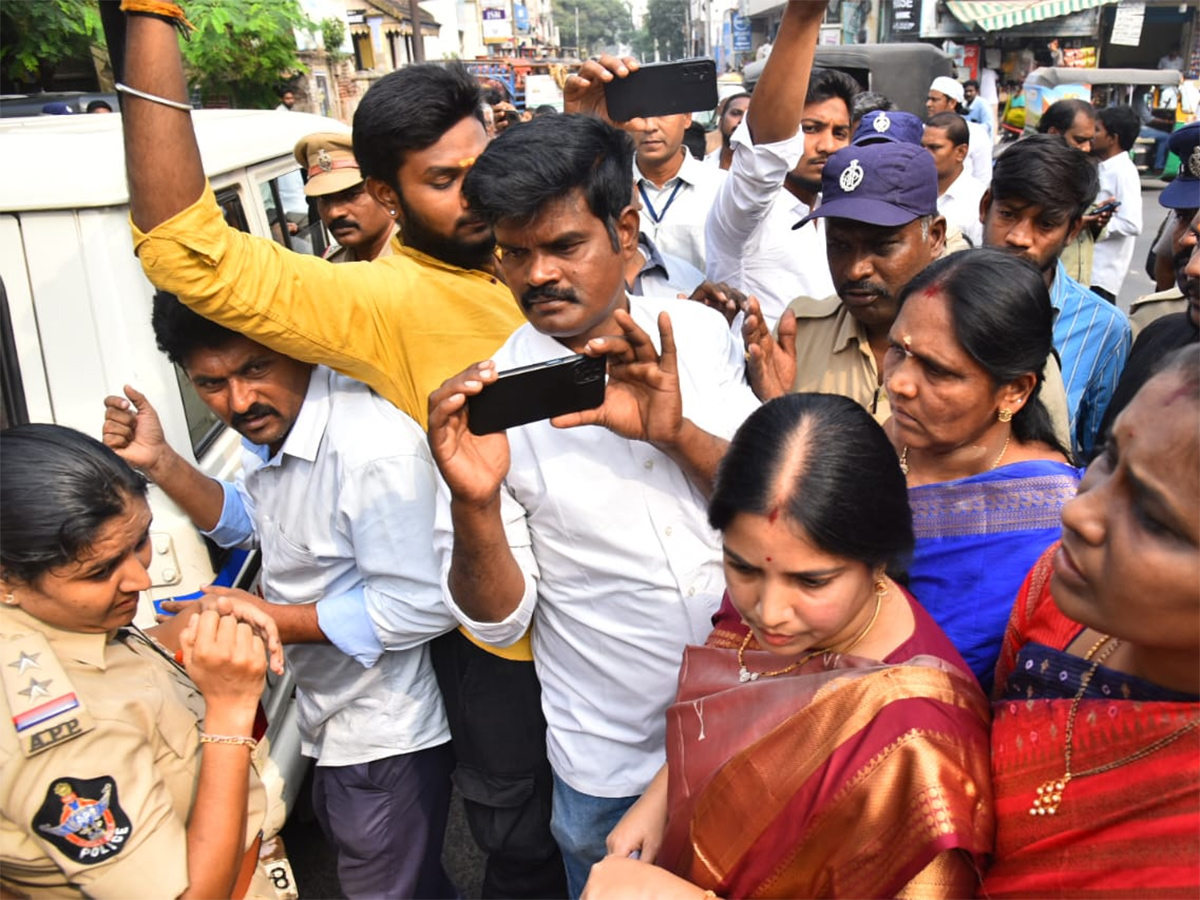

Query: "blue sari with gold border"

xmin=907 ymin=460 xmax=1081 ymax=692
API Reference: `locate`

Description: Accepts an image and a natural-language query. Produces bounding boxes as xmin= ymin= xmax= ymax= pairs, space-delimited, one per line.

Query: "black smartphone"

xmin=467 ymin=353 xmax=607 ymax=435
xmin=1090 ymin=199 xmax=1120 ymax=215
xmin=604 ymin=58 xmax=718 ymax=122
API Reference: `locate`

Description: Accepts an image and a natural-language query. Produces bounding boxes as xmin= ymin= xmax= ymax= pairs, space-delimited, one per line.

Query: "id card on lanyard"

xmin=638 ymin=180 xmax=684 ymax=225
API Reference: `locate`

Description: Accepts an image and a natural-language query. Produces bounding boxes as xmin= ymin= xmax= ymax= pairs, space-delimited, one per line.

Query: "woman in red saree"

xmin=982 ymin=346 xmax=1200 ymax=899
xmin=584 ymin=393 xmax=993 ymax=900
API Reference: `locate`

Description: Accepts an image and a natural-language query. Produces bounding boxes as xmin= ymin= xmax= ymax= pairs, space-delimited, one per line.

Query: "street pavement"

xmin=278 ymin=177 xmax=1176 ymax=900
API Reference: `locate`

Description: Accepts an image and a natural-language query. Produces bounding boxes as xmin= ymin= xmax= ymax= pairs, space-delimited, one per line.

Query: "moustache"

xmin=231 ymin=404 xmax=279 ymax=430
xmin=521 ymin=286 xmax=579 ymax=308
xmin=839 ymin=280 xmax=890 ymax=299
xmin=327 ymin=218 xmax=359 ymax=232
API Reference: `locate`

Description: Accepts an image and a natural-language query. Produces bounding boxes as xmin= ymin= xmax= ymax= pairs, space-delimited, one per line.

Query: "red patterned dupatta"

xmin=983 ymin=545 xmax=1200 ymax=899
xmin=657 ymin=594 xmax=993 ymax=899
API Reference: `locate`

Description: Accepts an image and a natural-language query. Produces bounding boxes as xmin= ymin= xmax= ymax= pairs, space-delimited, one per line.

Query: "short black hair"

xmin=898 ymin=248 xmax=1071 ymax=460
xmin=464 ymin=114 xmax=633 ymax=252
xmin=683 ymin=121 xmax=707 ymax=160
xmin=719 ymin=91 xmax=752 ymax=114
xmin=991 ymin=134 xmax=1099 ymax=223
xmin=964 ymin=79 xmax=980 ymax=91
xmin=353 ymin=63 xmax=484 ymax=192
xmin=709 ymin=393 xmax=913 ymax=574
xmin=86 ymin=99 xmax=112 ymax=113
xmin=926 ymin=112 xmax=968 ymax=146
xmin=1037 ymin=98 xmax=1094 ymax=136
xmin=852 ymin=90 xmax=894 ymax=120
xmin=1097 ymin=105 xmax=1140 ymax=152
xmin=151 ymin=290 xmax=241 ymax=367
xmin=533 ymin=104 xmax=559 ymax=117
xmin=806 ymin=67 xmax=860 ymax=114
xmin=1 ymin=424 xmax=148 ymax=585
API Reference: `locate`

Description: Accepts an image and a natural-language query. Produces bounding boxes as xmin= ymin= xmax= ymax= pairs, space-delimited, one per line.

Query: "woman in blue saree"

xmin=884 ymin=249 xmax=1081 ymax=690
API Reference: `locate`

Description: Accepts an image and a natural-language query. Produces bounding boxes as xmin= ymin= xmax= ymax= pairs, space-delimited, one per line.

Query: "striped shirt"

xmin=1050 ymin=261 xmax=1132 ymax=460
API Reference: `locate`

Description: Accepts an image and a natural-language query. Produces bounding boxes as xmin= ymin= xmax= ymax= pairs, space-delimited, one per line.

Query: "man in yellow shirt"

xmin=118 ymin=6 xmax=563 ymax=896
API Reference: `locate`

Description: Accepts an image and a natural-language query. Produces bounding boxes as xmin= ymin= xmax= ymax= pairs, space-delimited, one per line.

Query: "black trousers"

xmin=430 ymin=630 xmax=566 ymax=900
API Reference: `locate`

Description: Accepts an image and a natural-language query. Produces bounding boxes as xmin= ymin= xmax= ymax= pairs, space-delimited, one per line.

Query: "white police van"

xmin=0 ymin=108 xmax=350 ymax=833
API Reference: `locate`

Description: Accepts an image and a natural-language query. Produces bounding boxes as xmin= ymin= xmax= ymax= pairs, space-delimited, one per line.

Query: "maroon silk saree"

xmin=657 ymin=592 xmax=994 ymax=898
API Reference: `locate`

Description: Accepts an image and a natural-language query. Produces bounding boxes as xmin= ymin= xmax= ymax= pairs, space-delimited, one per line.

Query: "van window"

xmin=0 ymin=278 xmax=29 ymax=429
xmin=261 ymin=169 xmax=329 ymax=257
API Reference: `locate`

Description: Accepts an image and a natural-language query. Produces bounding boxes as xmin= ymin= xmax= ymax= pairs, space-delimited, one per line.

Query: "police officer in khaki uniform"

xmin=742 ymin=138 xmax=1072 ymax=449
xmin=0 ymin=425 xmax=287 ymax=900
xmin=293 ymin=132 xmax=400 ymax=264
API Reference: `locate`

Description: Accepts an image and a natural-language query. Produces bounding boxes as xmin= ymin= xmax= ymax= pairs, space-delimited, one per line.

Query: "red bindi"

xmin=765 ymin=556 xmax=772 ymax=562
xmin=767 ymin=506 xmax=780 ymax=524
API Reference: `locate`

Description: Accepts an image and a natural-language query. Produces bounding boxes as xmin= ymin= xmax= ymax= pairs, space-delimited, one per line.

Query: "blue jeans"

xmin=549 ymin=773 xmax=639 ymax=898
xmin=1140 ymin=125 xmax=1171 ymax=170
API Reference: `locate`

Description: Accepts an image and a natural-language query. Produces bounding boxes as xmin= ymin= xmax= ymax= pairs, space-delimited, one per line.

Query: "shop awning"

xmin=945 ymin=0 xmax=1120 ymax=32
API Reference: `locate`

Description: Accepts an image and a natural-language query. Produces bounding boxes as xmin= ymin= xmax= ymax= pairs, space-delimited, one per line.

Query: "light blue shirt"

xmin=205 ymin=366 xmax=456 ymax=765
xmin=1049 ymin=261 xmax=1132 ymax=460
xmin=965 ymin=96 xmax=993 ymax=139
xmin=630 ymin=232 xmax=705 ymax=299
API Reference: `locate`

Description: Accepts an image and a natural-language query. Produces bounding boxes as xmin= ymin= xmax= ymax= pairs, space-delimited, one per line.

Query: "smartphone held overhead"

xmin=467 ymin=354 xmax=607 ymax=435
xmin=604 ymin=58 xmax=718 ymax=122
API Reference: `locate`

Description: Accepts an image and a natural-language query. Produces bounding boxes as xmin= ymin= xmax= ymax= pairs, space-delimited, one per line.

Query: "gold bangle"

xmin=199 ymin=732 xmax=258 ymax=750
xmin=702 ymin=892 xmax=719 ymax=899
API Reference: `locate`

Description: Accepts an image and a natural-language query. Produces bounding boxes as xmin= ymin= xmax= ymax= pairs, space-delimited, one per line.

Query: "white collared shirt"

xmin=637 ymin=151 xmax=727 ymax=273
xmin=704 ymin=121 xmax=835 ymax=330
xmin=1092 ymin=151 xmax=1144 ymax=296
xmin=963 ymin=121 xmax=993 ymax=185
xmin=435 ymin=296 xmax=760 ymax=797
xmin=206 ymin=366 xmax=454 ymax=766
xmin=937 ymin=170 xmax=986 ymax=247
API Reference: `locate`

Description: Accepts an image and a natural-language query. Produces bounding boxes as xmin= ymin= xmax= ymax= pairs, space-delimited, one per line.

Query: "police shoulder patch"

xmin=32 ymin=776 xmax=132 ymax=865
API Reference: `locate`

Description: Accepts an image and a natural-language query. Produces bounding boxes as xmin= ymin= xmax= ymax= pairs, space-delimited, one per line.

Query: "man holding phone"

xmin=1090 ymin=105 xmax=1143 ymax=303
xmin=426 ymin=112 xmax=761 ymax=898
xmin=703 ymin=49 xmax=858 ymax=328
xmin=117 ymin=9 xmax=566 ymax=897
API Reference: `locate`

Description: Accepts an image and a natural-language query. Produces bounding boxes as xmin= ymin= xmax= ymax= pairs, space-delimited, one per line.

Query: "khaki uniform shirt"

xmin=1129 ymin=287 xmax=1186 ymax=339
xmin=782 ymin=297 xmax=1073 ymax=452
xmin=323 ymin=225 xmax=401 ymax=264
xmin=0 ymin=607 xmax=269 ymax=899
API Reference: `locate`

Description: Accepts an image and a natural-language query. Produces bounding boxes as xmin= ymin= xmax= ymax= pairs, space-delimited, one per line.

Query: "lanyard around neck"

xmin=638 ymin=180 xmax=684 ymax=225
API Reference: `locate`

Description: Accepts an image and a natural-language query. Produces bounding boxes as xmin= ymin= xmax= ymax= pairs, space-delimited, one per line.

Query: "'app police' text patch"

xmin=33 ymin=776 xmax=132 ymax=864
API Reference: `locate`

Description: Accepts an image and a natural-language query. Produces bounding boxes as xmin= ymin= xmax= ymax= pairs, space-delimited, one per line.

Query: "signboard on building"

xmin=514 ymin=2 xmax=530 ymax=34
xmin=346 ymin=8 xmax=366 ymax=24
xmin=890 ymin=0 xmax=919 ymax=40
xmin=481 ymin=0 xmax=512 ymax=43
xmin=1110 ymin=0 xmax=1145 ymax=47
xmin=732 ymin=14 xmax=752 ymax=52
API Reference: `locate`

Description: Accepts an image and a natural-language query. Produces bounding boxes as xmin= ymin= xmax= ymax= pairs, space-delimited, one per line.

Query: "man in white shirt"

xmin=704 ymin=59 xmax=858 ymax=329
xmin=428 ymin=111 xmax=761 ymax=898
xmin=104 ymin=294 xmax=458 ymax=900
xmin=704 ymin=92 xmax=750 ymax=170
xmin=926 ymin=75 xmax=993 ymax=185
xmin=923 ymin=112 xmax=986 ymax=246
xmin=1091 ymin=105 xmax=1144 ymax=302
xmin=630 ymin=110 xmax=726 ymax=272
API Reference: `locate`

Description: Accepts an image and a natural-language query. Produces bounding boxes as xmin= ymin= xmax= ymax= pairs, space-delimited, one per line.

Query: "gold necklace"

xmin=1029 ymin=634 xmax=1200 ymax=816
xmin=737 ymin=580 xmax=887 ymax=684
xmin=900 ymin=431 xmax=1011 ymax=477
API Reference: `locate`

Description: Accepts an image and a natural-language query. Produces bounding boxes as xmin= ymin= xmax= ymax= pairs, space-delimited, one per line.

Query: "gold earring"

xmin=3 ymin=592 xmax=16 ymax=606
xmin=998 ymin=408 xmax=1013 ymax=423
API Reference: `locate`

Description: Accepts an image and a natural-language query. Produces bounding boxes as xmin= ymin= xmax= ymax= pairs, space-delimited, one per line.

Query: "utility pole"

xmin=575 ymin=6 xmax=580 ymax=56
xmin=409 ymin=0 xmax=426 ymax=61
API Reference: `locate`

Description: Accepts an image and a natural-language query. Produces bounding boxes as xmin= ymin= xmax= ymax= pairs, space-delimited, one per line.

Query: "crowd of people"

xmin=1 ymin=0 xmax=1197 ymax=898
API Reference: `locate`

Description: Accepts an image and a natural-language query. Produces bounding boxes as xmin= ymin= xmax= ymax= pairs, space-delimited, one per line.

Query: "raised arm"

xmin=103 ymin=386 xmax=225 ymax=530
xmin=120 ymin=10 xmax=206 ymax=231
xmin=744 ymin=1 xmax=826 ymax=144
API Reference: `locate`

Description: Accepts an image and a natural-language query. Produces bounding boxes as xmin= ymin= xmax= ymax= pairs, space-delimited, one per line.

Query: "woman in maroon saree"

xmin=584 ymin=394 xmax=993 ymax=899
